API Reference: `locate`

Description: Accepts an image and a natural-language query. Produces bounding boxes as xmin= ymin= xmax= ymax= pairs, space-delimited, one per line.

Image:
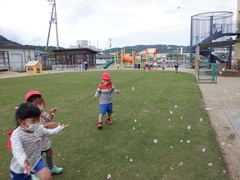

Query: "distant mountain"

xmin=104 ymin=44 xmax=190 ymax=54
xmin=0 ymin=35 xmax=21 ymax=45
xmin=0 ymin=35 xmax=63 ymax=57
xmin=0 ymin=34 xmax=190 ymax=54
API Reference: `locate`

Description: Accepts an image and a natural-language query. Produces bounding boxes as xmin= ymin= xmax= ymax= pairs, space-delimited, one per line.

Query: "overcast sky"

xmin=0 ymin=0 xmax=237 ymax=49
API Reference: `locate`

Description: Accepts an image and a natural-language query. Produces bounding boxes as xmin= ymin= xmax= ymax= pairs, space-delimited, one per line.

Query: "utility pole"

xmin=45 ymin=0 xmax=59 ymax=59
xmin=109 ymin=38 xmax=112 ymax=54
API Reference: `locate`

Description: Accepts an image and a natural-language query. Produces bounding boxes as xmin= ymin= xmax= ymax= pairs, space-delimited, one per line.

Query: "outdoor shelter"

xmin=53 ymin=48 xmax=98 ymax=68
xmin=25 ymin=61 xmax=42 ymax=74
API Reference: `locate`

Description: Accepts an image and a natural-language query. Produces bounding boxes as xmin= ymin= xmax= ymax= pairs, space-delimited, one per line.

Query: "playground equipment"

xmin=121 ymin=49 xmax=136 ymax=68
xmin=145 ymin=48 xmax=158 ymax=70
xmin=190 ymin=11 xmax=240 ymax=70
xmin=103 ymin=59 xmax=114 ymax=69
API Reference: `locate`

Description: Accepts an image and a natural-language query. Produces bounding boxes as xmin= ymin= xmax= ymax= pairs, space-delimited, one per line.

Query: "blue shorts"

xmin=10 ymin=158 xmax=46 ymax=180
xmin=100 ymin=103 xmax=113 ymax=115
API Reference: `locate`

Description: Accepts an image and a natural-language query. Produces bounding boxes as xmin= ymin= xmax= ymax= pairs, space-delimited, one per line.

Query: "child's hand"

xmin=116 ymin=89 xmax=121 ymax=94
xmin=93 ymin=96 xmax=97 ymax=100
xmin=44 ymin=122 xmax=58 ymax=129
xmin=49 ymin=107 xmax=57 ymax=119
xmin=24 ymin=159 xmax=35 ymax=175
xmin=50 ymin=107 xmax=57 ymax=114
xmin=59 ymin=123 xmax=69 ymax=130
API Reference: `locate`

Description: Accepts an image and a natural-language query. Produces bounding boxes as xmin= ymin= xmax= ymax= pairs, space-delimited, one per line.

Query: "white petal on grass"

xmin=134 ymin=119 xmax=137 ymax=122
xmin=205 ymin=108 xmax=212 ymax=111
xmin=175 ymin=105 xmax=177 ymax=108
xmin=187 ymin=125 xmax=191 ymax=130
xmin=208 ymin=163 xmax=213 ymax=167
xmin=178 ymin=162 xmax=183 ymax=166
xmin=146 ymin=148 xmax=148 ymax=151
xmin=170 ymin=167 xmax=174 ymax=170
xmin=200 ymin=118 xmax=203 ymax=122
xmin=170 ymin=111 xmax=173 ymax=114
xmin=153 ymin=139 xmax=158 ymax=143
xmin=187 ymin=140 xmax=190 ymax=143
xmin=180 ymin=140 xmax=183 ymax=143
xmin=181 ymin=116 xmax=183 ymax=119
xmin=107 ymin=174 xmax=112 ymax=179
xmin=130 ymin=159 xmax=133 ymax=162
xmin=133 ymin=127 xmax=135 ymax=130
xmin=202 ymin=148 xmax=206 ymax=153
xmin=170 ymin=146 xmax=173 ymax=149
xmin=132 ymin=87 xmax=135 ymax=91
xmin=168 ymin=118 xmax=171 ymax=122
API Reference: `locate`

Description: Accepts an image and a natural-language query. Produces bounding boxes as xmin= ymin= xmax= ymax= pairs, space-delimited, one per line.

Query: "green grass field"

xmin=0 ymin=70 xmax=228 ymax=179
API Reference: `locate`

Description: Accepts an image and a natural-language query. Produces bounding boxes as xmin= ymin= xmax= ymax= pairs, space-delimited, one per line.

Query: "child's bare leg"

xmin=98 ymin=114 xmax=103 ymax=123
xmin=106 ymin=114 xmax=113 ymax=125
xmin=35 ymin=167 xmax=52 ymax=180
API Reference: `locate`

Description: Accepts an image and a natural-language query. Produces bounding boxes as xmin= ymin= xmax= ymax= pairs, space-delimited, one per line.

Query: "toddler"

xmin=93 ymin=72 xmax=120 ymax=129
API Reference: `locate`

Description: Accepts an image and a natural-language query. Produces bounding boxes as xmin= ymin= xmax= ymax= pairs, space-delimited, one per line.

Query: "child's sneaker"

xmin=50 ymin=166 xmax=63 ymax=174
xmin=106 ymin=118 xmax=112 ymax=125
xmin=31 ymin=174 xmax=39 ymax=180
xmin=98 ymin=122 xmax=103 ymax=129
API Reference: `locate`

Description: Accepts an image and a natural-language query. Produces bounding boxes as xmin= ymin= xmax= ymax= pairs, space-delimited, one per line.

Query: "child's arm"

xmin=40 ymin=123 xmax=68 ymax=137
xmin=113 ymin=85 xmax=120 ymax=94
xmin=44 ymin=122 xmax=58 ymax=129
xmin=11 ymin=131 xmax=28 ymax=169
xmin=93 ymin=88 xmax=100 ymax=100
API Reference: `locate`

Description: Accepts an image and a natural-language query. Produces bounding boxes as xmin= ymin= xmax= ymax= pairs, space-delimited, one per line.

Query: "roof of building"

xmin=53 ymin=47 xmax=98 ymax=54
xmin=0 ymin=45 xmax=35 ymax=50
xmin=25 ymin=61 xmax=41 ymax=66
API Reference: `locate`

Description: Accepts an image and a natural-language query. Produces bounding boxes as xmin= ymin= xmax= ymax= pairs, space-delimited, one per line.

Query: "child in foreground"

xmin=9 ymin=102 xmax=68 ymax=180
xmin=93 ymin=72 xmax=120 ymax=129
xmin=25 ymin=90 xmax=63 ymax=178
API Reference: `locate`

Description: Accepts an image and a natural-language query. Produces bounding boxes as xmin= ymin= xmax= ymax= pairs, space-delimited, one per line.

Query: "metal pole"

xmin=54 ymin=0 xmax=59 ymax=49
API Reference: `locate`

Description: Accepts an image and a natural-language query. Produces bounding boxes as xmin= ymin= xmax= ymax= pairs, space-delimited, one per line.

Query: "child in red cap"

xmin=93 ymin=72 xmax=120 ymax=129
xmin=25 ymin=90 xmax=63 ymax=178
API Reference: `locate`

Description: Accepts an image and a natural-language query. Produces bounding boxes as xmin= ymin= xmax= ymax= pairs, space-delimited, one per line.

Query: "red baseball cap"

xmin=25 ymin=91 xmax=46 ymax=107
xmin=101 ymin=72 xmax=111 ymax=80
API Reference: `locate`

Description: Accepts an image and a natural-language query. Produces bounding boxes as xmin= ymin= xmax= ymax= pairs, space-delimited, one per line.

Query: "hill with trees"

xmin=0 ymin=34 xmax=190 ymax=54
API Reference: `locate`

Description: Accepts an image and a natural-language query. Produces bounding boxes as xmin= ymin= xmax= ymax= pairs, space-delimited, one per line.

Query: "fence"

xmin=197 ymin=60 xmax=218 ymax=83
xmin=52 ymin=65 xmax=85 ymax=71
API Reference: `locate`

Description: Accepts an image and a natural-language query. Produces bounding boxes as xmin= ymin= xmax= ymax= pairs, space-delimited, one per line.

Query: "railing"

xmin=52 ymin=65 xmax=85 ymax=71
xmin=193 ymin=21 xmax=240 ymax=45
xmin=197 ymin=60 xmax=218 ymax=83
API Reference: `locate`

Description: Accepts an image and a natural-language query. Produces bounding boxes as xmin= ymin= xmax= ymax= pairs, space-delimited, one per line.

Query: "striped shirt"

xmin=10 ymin=125 xmax=63 ymax=174
xmin=39 ymin=110 xmax=52 ymax=151
xmin=95 ymin=82 xmax=118 ymax=104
